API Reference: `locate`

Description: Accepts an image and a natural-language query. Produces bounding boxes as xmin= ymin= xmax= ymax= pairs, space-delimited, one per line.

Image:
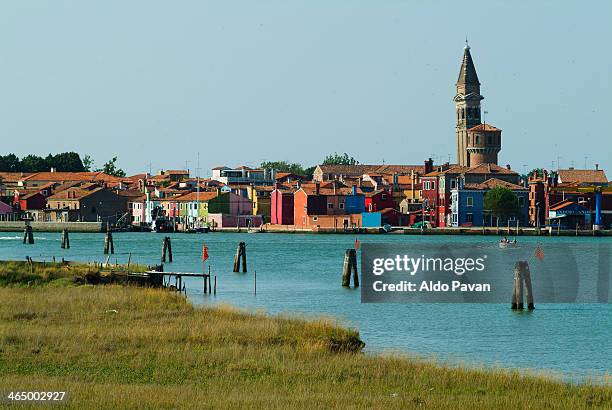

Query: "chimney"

xmin=506 ymin=164 xmax=511 ymax=170
xmin=596 ymin=163 xmax=599 ymax=170
xmin=315 ymin=182 xmax=320 ymax=195
xmin=424 ymin=158 xmax=434 ymax=174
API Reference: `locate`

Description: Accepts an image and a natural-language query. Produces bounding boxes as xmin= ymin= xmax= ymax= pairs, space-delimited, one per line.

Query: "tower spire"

xmin=457 ymin=43 xmax=480 ymax=87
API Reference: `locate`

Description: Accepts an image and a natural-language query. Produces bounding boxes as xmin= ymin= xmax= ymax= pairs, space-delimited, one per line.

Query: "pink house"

xmin=271 ymin=186 xmax=295 ymax=225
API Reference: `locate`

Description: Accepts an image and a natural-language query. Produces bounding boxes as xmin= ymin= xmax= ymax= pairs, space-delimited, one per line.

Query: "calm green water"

xmin=1 ymin=232 xmax=610 ymax=383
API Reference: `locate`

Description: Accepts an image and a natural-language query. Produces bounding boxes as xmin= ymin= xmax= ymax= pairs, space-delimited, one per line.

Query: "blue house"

xmin=345 ymin=185 xmax=365 ymax=214
xmin=450 ymin=178 xmax=529 ymax=227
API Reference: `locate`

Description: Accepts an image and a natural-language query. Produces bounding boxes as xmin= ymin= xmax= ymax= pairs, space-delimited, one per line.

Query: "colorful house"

xmin=293 ymin=182 xmax=365 ymax=229
xmin=271 ymin=185 xmax=296 ymax=225
xmin=450 ymin=178 xmax=528 ymax=227
xmin=364 ymin=189 xmax=395 ymax=212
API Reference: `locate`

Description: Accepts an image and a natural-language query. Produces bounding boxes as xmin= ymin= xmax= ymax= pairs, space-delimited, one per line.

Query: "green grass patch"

xmin=0 ymin=273 xmax=609 ymax=408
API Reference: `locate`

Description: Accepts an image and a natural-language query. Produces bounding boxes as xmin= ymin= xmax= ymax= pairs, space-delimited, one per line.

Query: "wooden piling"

xmin=60 ymin=230 xmax=70 ymax=249
xmin=342 ymin=249 xmax=358 ymax=287
xmin=214 ymin=275 xmax=217 ymax=295
xmin=23 ymin=225 xmax=34 ymax=244
xmin=167 ymin=237 xmax=173 ymax=262
xmin=104 ymin=230 xmax=114 ymax=254
xmin=254 ymin=270 xmax=257 ymax=295
xmin=161 ymin=237 xmax=173 ymax=263
xmin=511 ymin=261 xmax=534 ymax=310
xmin=233 ymin=242 xmax=247 ymax=273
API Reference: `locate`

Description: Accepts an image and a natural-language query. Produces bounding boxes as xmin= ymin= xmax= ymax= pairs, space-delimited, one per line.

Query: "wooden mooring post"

xmin=23 ymin=225 xmax=34 ymax=244
xmin=161 ymin=237 xmax=173 ymax=263
xmin=342 ymin=249 xmax=359 ymax=287
xmin=103 ymin=230 xmax=114 ymax=254
xmin=511 ymin=261 xmax=534 ymax=310
xmin=60 ymin=230 xmax=70 ymax=249
xmin=233 ymin=242 xmax=247 ymax=272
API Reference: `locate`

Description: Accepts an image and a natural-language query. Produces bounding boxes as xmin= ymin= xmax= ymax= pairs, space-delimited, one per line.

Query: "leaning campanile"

xmin=453 ymin=41 xmax=483 ymax=167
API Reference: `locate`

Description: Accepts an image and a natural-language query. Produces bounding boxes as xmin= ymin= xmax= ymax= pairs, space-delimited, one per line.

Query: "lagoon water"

xmin=1 ymin=232 xmax=610 ymax=383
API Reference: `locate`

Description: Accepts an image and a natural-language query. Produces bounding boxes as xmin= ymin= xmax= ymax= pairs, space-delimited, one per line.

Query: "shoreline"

xmin=1 ymin=275 xmax=610 ymax=407
xmin=1 ymin=221 xmax=611 ymax=236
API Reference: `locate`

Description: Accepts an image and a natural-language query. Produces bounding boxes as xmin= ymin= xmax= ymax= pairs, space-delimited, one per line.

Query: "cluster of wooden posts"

xmin=23 ymin=225 xmax=34 ymax=244
xmin=342 ymin=248 xmax=359 ymax=288
xmin=233 ymin=242 xmax=247 ymax=272
xmin=511 ymin=261 xmax=535 ymax=310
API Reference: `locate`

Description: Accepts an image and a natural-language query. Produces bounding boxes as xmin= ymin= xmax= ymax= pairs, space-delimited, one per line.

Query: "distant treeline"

xmin=0 ymin=152 xmax=89 ymax=173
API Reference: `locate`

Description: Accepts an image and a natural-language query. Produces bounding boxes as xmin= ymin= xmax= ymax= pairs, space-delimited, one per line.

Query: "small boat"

xmin=499 ymin=238 xmax=518 ymax=248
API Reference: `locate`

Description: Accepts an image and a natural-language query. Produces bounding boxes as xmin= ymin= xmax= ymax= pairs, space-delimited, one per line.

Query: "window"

xmin=467 ymin=196 xmax=473 ymax=207
xmin=518 ymin=197 xmax=525 ymax=207
xmin=450 ymin=180 xmax=456 ymax=189
xmin=466 ymin=213 xmax=473 ymax=223
xmin=368 ymin=203 xmax=373 ymax=211
xmin=486 ymin=135 xmax=491 ymax=144
xmin=381 ymin=193 xmax=387 ymax=200
xmin=476 ymin=135 xmax=480 ymax=144
xmin=327 ymin=203 xmax=334 ymax=209
xmin=313 ymin=216 xmax=318 ymax=221
xmin=339 ymin=203 xmax=344 ymax=209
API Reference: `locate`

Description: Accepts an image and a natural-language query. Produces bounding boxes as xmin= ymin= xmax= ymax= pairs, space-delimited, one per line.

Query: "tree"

xmin=0 ymin=154 xmax=22 ymax=172
xmin=484 ymin=187 xmax=519 ymax=222
xmin=99 ymin=157 xmax=126 ymax=177
xmin=20 ymin=155 xmax=49 ymax=172
xmin=82 ymin=155 xmax=94 ymax=172
xmin=45 ymin=152 xmax=85 ymax=172
xmin=322 ymin=153 xmax=359 ymax=166
xmin=260 ymin=161 xmax=306 ymax=176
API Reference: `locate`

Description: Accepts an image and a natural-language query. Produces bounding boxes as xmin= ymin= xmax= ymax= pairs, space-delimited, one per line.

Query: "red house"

xmin=271 ymin=186 xmax=295 ymax=225
xmin=17 ymin=192 xmax=47 ymax=211
xmin=364 ymin=189 xmax=395 ymax=212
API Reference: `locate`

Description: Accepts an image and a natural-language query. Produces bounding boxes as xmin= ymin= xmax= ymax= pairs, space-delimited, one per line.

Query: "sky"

xmin=1 ymin=1 xmax=610 ymax=177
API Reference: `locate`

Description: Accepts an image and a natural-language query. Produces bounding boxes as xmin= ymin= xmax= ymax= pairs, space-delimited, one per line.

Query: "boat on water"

xmin=499 ymin=237 xmax=518 ymax=248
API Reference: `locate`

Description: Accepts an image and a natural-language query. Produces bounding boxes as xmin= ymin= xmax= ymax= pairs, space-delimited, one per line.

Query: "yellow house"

xmin=246 ymin=185 xmax=274 ymax=222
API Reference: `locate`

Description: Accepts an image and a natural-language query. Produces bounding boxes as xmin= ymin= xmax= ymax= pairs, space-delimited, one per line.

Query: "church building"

xmin=453 ymin=43 xmax=502 ymax=167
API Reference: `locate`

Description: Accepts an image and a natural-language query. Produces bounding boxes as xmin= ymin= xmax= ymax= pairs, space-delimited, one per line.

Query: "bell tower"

xmin=453 ymin=41 xmax=484 ymax=167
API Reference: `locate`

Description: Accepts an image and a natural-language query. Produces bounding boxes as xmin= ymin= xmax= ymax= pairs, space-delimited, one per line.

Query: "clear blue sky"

xmin=1 ymin=1 xmax=610 ymax=176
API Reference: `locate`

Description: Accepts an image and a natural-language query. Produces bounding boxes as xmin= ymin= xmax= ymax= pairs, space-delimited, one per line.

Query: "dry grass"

xmin=0 ymin=260 xmax=148 ymax=286
xmin=0 ymin=278 xmax=609 ymax=408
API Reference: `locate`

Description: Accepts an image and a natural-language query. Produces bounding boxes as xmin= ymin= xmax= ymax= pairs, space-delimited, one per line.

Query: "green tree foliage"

xmin=82 ymin=155 xmax=94 ymax=172
xmin=20 ymin=155 xmax=49 ymax=172
xmin=484 ymin=187 xmax=520 ymax=219
xmin=98 ymin=157 xmax=126 ymax=177
xmin=0 ymin=152 xmax=87 ymax=172
xmin=322 ymin=153 xmax=359 ymax=166
xmin=0 ymin=154 xmax=21 ymax=172
xmin=260 ymin=161 xmax=306 ymax=176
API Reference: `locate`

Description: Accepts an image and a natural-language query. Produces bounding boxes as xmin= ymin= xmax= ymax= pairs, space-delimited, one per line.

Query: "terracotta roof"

xmin=464 ymin=163 xmax=517 ymax=175
xmin=462 ymin=178 xmax=526 ymax=191
xmin=364 ymin=189 xmax=390 ymax=198
xmin=116 ymin=189 xmax=145 ymax=199
xmin=47 ymin=187 xmax=103 ymax=201
xmin=173 ymin=192 xmax=219 ymax=202
xmin=0 ymin=172 xmax=32 ymax=182
xmin=299 ymin=182 xmax=362 ymax=196
xmin=212 ymin=166 xmax=230 ymax=170
xmin=23 ymin=172 xmax=119 ymax=182
xmin=423 ymin=165 xmax=468 ymax=177
xmin=164 ymin=170 xmax=189 ymax=175
xmin=468 ymin=123 xmax=501 ymax=132
xmin=317 ymin=164 xmax=424 ymax=177
xmin=557 ymin=169 xmax=608 ymax=185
